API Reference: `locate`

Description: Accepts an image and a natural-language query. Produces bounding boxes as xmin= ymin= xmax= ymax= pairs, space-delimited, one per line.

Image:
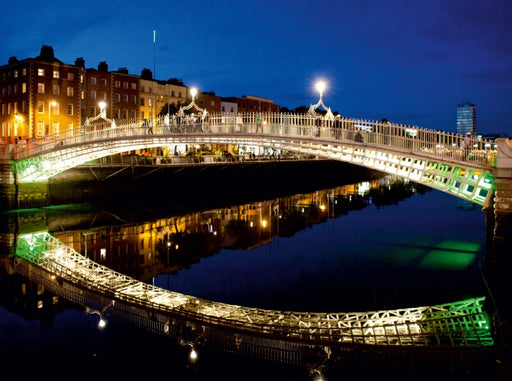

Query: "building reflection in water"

xmin=42 ymin=175 xmax=425 ymax=283
xmin=1 ymin=173 xmax=499 ymax=379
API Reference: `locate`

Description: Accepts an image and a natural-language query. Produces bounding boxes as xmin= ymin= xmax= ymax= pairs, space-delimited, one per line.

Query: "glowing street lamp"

xmin=84 ymin=100 xmax=114 ymax=129
xmin=315 ymin=80 xmax=326 ymax=100
xmin=190 ymin=87 xmax=198 ymax=102
xmin=178 ymin=87 xmax=207 ymax=120
xmin=48 ymin=100 xmax=56 ymax=134
xmin=99 ymin=100 xmax=107 ymax=118
xmin=308 ymin=79 xmax=334 ymax=120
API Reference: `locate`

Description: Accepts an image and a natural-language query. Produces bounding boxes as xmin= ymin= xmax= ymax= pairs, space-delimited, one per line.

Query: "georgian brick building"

xmin=1 ymin=45 xmax=281 ymax=143
xmin=222 ymin=95 xmax=280 ymax=114
xmin=0 ymin=45 xmax=83 ymax=140
xmin=84 ymin=62 xmax=139 ymax=122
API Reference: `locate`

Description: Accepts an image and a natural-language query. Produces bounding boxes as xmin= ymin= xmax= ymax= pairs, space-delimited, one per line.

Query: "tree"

xmin=157 ymin=102 xmax=185 ymax=116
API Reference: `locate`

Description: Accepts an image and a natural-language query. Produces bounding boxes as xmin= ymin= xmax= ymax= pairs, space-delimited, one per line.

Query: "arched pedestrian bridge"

xmin=11 ymin=113 xmax=505 ymax=208
xmin=15 ymin=231 xmax=494 ymax=370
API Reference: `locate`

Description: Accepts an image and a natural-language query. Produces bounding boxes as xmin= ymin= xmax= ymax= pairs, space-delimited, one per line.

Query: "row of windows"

xmin=37 ymin=68 xmax=75 ymax=81
xmin=88 ymin=107 xmax=136 ymax=120
xmin=1 ymin=120 xmax=74 ymax=138
xmin=89 ymin=77 xmax=137 ymax=90
xmin=37 ymin=83 xmax=75 ymax=96
xmin=35 ymin=101 xmax=75 ymax=116
xmin=2 ymin=83 xmax=27 ymax=95
xmin=140 ymin=87 xmax=183 ymax=98
xmin=1 ymin=101 xmax=27 ymax=115
xmin=1 ymin=68 xmax=27 ymax=80
xmin=90 ymin=91 xmax=137 ymax=104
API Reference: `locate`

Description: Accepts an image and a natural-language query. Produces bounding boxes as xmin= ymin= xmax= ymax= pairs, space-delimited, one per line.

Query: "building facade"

xmin=222 ymin=95 xmax=280 ymax=114
xmin=1 ymin=45 xmax=282 ymax=144
xmin=140 ymin=69 xmax=188 ymax=121
xmin=194 ymin=91 xmax=222 ymax=114
xmin=457 ymin=102 xmax=476 ymax=136
xmin=84 ymin=64 xmax=140 ymax=124
xmin=0 ymin=45 xmax=83 ymax=140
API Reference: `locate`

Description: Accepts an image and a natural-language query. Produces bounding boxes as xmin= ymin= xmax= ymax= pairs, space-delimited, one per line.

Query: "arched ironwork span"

xmin=14 ymin=231 xmax=493 ymax=368
xmin=12 ymin=113 xmax=497 ymax=207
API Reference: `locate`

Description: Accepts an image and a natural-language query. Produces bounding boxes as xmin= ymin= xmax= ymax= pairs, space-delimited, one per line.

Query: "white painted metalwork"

xmin=16 ymin=231 xmax=493 ymax=349
xmin=12 ymin=113 xmax=497 ymax=207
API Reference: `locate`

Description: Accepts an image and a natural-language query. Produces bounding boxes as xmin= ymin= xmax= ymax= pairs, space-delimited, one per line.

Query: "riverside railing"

xmin=11 ymin=112 xmax=497 ymax=167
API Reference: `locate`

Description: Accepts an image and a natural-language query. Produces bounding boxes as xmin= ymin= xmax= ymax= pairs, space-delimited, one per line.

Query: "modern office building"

xmin=457 ymin=102 xmax=476 ymax=136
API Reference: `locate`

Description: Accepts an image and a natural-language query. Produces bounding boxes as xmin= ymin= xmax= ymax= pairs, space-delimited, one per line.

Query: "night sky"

xmin=2 ymin=0 xmax=511 ymax=136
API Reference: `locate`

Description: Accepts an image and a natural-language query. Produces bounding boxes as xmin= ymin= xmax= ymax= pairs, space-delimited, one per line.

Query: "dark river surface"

xmin=0 ymin=161 xmax=503 ymax=380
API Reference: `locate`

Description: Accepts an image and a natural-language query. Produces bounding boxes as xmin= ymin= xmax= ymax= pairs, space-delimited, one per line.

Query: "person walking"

xmin=461 ymin=132 xmax=470 ymax=160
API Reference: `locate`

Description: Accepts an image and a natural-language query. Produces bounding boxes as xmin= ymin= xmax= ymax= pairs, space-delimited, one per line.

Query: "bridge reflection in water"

xmin=13 ymin=206 xmax=494 ymax=379
xmin=1 ymin=173 xmax=498 ymax=378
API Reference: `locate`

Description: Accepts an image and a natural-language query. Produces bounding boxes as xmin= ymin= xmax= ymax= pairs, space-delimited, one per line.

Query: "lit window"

xmin=38 ymin=68 xmax=44 ymax=76
xmin=53 ymin=70 xmax=59 ymax=79
xmin=67 ymin=87 xmax=74 ymax=96
xmin=37 ymin=83 xmax=45 ymax=93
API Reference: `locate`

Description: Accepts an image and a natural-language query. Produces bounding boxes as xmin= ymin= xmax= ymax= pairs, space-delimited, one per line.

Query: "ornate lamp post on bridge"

xmin=178 ymin=87 xmax=207 ymax=121
xmin=308 ymin=80 xmax=334 ymax=120
xmin=84 ymin=100 xmax=116 ymax=131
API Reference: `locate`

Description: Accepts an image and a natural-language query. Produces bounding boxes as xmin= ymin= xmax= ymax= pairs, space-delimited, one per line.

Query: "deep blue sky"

xmin=2 ymin=0 xmax=511 ymax=135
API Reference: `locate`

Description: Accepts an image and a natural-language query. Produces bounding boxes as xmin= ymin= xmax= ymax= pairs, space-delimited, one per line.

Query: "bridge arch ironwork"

xmin=12 ymin=113 xmax=497 ymax=207
xmin=14 ymin=231 xmax=494 ymax=370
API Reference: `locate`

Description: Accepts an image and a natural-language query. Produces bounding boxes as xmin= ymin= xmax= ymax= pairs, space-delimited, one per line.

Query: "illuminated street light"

xmin=308 ymin=79 xmax=334 ymax=120
xmin=48 ymin=100 xmax=56 ymax=134
xmin=99 ymin=100 xmax=107 ymax=118
xmin=190 ymin=87 xmax=198 ymax=101
xmin=189 ymin=347 xmax=198 ymax=363
xmin=85 ymin=100 xmax=114 ymax=128
xmin=178 ymin=86 xmax=207 ymax=121
xmin=315 ymin=81 xmax=326 ymax=99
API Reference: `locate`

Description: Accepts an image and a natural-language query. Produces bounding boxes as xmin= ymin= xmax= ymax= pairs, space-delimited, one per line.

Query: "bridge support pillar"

xmin=485 ymin=139 xmax=512 ymax=378
xmin=493 ymin=138 xmax=512 ymax=214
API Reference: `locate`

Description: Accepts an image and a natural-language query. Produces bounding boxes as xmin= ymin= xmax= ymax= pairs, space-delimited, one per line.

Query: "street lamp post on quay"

xmin=48 ymin=100 xmax=56 ymax=135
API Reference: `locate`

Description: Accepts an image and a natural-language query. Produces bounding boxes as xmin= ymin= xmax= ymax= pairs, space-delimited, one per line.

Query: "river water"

xmin=0 ymin=162 xmax=497 ymax=380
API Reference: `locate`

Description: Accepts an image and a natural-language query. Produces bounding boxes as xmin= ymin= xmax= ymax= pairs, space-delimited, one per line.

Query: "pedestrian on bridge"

xmin=462 ymin=132 xmax=470 ymax=160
